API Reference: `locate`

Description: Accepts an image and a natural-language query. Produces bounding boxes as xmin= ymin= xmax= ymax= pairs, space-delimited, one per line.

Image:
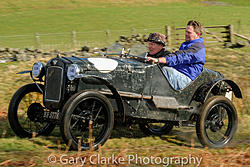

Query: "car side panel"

xmin=147 ymin=66 xmax=224 ymax=106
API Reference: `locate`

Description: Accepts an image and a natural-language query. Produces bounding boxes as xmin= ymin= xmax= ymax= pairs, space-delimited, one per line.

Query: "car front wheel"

xmin=60 ymin=91 xmax=114 ymax=150
xmin=196 ymin=96 xmax=238 ymax=148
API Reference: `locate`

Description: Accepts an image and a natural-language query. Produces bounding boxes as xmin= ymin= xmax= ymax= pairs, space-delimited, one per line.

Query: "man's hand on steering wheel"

xmin=147 ymin=57 xmax=167 ymax=64
xmin=147 ymin=57 xmax=159 ymax=63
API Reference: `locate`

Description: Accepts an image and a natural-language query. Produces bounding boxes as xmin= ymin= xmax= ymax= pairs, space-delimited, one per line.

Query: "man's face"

xmin=148 ymin=42 xmax=163 ymax=55
xmin=185 ymin=25 xmax=200 ymax=42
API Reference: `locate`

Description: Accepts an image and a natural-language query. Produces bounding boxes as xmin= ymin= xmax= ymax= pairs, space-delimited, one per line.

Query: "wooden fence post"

xmin=228 ymin=24 xmax=234 ymax=43
xmin=72 ymin=31 xmax=76 ymax=49
xmin=106 ymin=29 xmax=110 ymax=44
xmin=35 ymin=32 xmax=40 ymax=49
xmin=237 ymin=20 xmax=241 ymax=33
xmin=203 ymin=28 xmax=206 ymax=46
xmin=172 ymin=23 xmax=177 ymax=46
xmin=165 ymin=25 xmax=171 ymax=47
xmin=131 ymin=28 xmax=135 ymax=35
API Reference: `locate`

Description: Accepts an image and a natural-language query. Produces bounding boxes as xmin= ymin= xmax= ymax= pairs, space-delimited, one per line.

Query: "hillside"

xmin=0 ymin=0 xmax=249 ymax=49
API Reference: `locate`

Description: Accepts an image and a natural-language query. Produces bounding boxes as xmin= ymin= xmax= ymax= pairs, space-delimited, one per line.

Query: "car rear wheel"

xmin=196 ymin=96 xmax=238 ymax=148
xmin=60 ymin=91 xmax=114 ymax=150
xmin=139 ymin=122 xmax=173 ymax=136
xmin=8 ymin=84 xmax=56 ymax=138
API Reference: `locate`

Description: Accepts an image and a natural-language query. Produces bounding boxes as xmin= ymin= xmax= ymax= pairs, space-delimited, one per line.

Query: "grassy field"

xmin=0 ymin=47 xmax=249 ymax=167
xmin=0 ymin=0 xmax=249 ymax=49
xmin=0 ymin=0 xmax=249 ymax=166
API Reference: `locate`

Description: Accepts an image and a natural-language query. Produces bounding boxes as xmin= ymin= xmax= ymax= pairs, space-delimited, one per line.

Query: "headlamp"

xmin=32 ymin=62 xmax=45 ymax=78
xmin=67 ymin=64 xmax=81 ymax=81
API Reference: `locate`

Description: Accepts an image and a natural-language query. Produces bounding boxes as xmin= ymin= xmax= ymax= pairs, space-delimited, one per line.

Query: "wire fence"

xmin=0 ymin=24 xmax=249 ymax=51
xmin=0 ymin=27 xmax=164 ymax=51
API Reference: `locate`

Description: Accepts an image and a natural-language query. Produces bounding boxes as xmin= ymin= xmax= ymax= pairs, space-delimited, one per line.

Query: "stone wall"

xmin=0 ymin=34 xmax=149 ymax=63
xmin=0 ymin=47 xmax=106 ymax=63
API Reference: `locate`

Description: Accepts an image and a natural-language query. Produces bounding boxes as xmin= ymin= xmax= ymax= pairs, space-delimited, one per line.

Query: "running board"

xmin=152 ymin=96 xmax=192 ymax=110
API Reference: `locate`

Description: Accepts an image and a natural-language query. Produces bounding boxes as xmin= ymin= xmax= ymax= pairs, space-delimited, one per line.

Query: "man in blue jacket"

xmin=147 ymin=20 xmax=205 ymax=90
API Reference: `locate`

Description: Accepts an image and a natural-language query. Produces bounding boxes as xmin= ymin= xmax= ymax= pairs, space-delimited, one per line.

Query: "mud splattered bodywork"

xmin=42 ymin=55 xmax=241 ymax=122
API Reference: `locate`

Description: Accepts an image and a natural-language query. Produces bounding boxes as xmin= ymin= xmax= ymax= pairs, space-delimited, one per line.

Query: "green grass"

xmin=0 ymin=119 xmax=249 ymax=166
xmin=0 ymin=0 xmax=249 ymax=49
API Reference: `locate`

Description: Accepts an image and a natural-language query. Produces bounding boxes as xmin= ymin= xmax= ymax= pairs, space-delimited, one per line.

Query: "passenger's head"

xmin=185 ymin=20 xmax=203 ymax=42
xmin=147 ymin=32 xmax=166 ymax=55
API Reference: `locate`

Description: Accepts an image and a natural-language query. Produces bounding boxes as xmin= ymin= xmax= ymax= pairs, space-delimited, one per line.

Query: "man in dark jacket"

xmin=147 ymin=20 xmax=205 ymax=90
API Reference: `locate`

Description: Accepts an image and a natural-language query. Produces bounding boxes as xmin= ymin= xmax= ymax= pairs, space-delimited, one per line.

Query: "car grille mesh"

xmin=45 ymin=66 xmax=63 ymax=102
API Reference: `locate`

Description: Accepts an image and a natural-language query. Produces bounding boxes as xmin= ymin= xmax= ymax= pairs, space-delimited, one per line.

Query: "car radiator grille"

xmin=44 ymin=66 xmax=63 ymax=102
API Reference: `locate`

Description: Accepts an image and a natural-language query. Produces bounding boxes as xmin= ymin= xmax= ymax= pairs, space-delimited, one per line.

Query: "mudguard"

xmin=16 ymin=70 xmax=44 ymax=93
xmin=223 ymin=79 xmax=242 ymax=98
xmin=80 ymin=75 xmax=125 ymax=122
xmin=193 ymin=78 xmax=242 ymax=103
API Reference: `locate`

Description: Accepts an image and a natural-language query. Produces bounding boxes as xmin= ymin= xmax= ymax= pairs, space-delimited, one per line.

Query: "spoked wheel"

xmin=8 ymin=84 xmax=56 ymax=138
xmin=139 ymin=122 xmax=173 ymax=136
xmin=61 ymin=91 xmax=114 ymax=150
xmin=196 ymin=96 xmax=238 ymax=148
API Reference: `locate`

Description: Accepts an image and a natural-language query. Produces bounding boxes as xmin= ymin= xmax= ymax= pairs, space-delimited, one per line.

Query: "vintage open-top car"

xmin=8 ymin=43 xmax=242 ymax=150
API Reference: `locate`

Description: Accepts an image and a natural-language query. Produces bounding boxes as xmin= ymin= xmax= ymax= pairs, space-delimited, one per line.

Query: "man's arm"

xmin=164 ymin=42 xmax=205 ymax=66
xmin=147 ymin=42 xmax=205 ymax=65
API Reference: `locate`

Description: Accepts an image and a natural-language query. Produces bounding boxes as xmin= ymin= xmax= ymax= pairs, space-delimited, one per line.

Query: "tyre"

xmin=139 ymin=122 xmax=173 ymax=136
xmin=8 ymin=84 xmax=56 ymax=138
xmin=196 ymin=96 xmax=238 ymax=148
xmin=60 ymin=91 xmax=114 ymax=150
